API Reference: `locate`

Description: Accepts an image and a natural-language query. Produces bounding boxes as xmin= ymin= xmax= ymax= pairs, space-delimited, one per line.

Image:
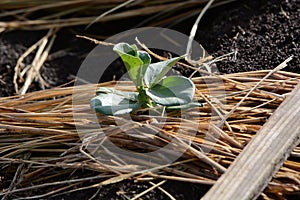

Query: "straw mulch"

xmin=0 ymin=0 xmax=234 ymax=31
xmin=0 ymin=70 xmax=299 ymax=199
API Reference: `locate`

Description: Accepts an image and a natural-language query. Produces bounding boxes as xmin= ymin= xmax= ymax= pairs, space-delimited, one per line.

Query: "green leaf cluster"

xmin=90 ymin=42 xmax=202 ymax=115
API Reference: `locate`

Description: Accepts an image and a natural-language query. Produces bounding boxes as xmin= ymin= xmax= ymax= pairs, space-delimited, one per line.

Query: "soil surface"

xmin=1 ymin=0 xmax=299 ymax=98
xmin=0 ymin=0 xmax=299 ymax=199
xmin=195 ymin=0 xmax=300 ymax=74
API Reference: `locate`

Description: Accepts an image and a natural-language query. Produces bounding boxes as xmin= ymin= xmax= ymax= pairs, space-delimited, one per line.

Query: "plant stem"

xmin=138 ymin=86 xmax=153 ymax=108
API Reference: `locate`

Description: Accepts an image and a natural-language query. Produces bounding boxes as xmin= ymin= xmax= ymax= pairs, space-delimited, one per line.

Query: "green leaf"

xmin=138 ymin=51 xmax=151 ymax=80
xmin=113 ymin=43 xmax=150 ymax=87
xmin=96 ymin=87 xmax=138 ymax=101
xmin=146 ymin=76 xmax=195 ymax=106
xmin=91 ymin=88 xmax=140 ymax=115
xmin=166 ymin=102 xmax=202 ymax=110
xmin=144 ymin=55 xmax=184 ymax=87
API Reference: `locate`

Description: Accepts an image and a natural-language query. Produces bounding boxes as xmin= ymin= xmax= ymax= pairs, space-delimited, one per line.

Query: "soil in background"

xmin=0 ymin=0 xmax=299 ymax=97
xmin=195 ymin=0 xmax=299 ymax=74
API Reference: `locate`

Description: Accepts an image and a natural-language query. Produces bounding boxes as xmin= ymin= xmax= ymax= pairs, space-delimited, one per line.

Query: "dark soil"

xmin=195 ymin=0 xmax=300 ymax=74
xmin=0 ymin=0 xmax=300 ymax=199
xmin=49 ymin=179 xmax=210 ymax=200
xmin=1 ymin=0 xmax=299 ymax=97
xmin=0 ymin=30 xmax=94 ymax=96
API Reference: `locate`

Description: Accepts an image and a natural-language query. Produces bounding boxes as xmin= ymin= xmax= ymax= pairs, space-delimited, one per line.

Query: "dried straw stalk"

xmin=0 ymin=0 xmax=236 ymax=31
xmin=0 ymin=70 xmax=299 ymax=199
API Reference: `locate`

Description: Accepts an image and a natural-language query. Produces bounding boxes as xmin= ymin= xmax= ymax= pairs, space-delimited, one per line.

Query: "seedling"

xmin=90 ymin=42 xmax=202 ymax=115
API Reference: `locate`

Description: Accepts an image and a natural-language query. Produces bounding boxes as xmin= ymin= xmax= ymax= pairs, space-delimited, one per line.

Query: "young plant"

xmin=90 ymin=42 xmax=201 ymax=115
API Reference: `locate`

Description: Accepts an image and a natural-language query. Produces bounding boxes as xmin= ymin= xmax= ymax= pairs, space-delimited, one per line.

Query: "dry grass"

xmin=0 ymin=0 xmax=236 ymax=31
xmin=0 ymin=70 xmax=299 ymax=199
